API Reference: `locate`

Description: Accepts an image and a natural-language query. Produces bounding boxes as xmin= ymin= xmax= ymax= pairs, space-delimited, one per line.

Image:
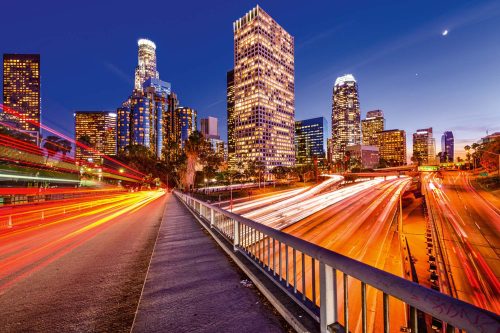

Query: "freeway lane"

xmin=240 ymin=177 xmax=410 ymax=332
xmin=424 ymin=171 xmax=500 ymax=313
xmin=0 ymin=191 xmax=166 ymax=332
xmin=284 ymin=177 xmax=410 ymax=332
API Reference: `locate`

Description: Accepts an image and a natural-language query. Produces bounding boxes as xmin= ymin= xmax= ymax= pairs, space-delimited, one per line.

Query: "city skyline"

xmin=1 ymin=1 xmax=499 ymax=160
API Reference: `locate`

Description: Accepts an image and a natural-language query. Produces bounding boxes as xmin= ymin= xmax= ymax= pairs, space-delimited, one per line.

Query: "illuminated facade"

xmin=361 ymin=110 xmax=384 ymax=146
xmin=441 ymin=131 xmax=454 ymax=162
xmin=227 ymin=69 xmax=235 ymax=163
xmin=134 ymin=39 xmax=159 ymax=91
xmin=295 ymin=117 xmax=328 ymax=165
xmin=233 ymin=5 xmax=295 ymax=170
xmin=332 ymin=74 xmax=361 ymax=162
xmin=2 ymin=54 xmax=41 ymax=134
xmin=74 ymin=111 xmax=117 ymax=163
xmin=413 ymin=127 xmax=435 ymax=165
xmin=378 ymin=129 xmax=407 ymax=166
xmin=174 ymin=107 xmax=197 ymax=148
xmin=117 ymin=100 xmax=131 ymax=150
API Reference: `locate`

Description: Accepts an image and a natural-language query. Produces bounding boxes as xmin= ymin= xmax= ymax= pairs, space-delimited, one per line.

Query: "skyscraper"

xmin=413 ymin=127 xmax=435 ymax=165
xmin=200 ymin=116 xmax=219 ymax=139
xmin=378 ymin=129 xmax=407 ymax=166
xmin=2 ymin=54 xmax=41 ymax=134
xmin=118 ymin=38 xmax=171 ymax=160
xmin=362 ymin=110 xmax=384 ymax=146
xmin=233 ymin=5 xmax=295 ymax=171
xmin=117 ymin=100 xmax=131 ymax=150
xmin=226 ymin=69 xmax=235 ymax=164
xmin=74 ymin=111 xmax=117 ymax=163
xmin=441 ymin=131 xmax=454 ymax=163
xmin=144 ymin=78 xmax=170 ymax=159
xmin=295 ymin=117 xmax=328 ymax=165
xmin=134 ymin=39 xmax=159 ymax=91
xmin=331 ymin=74 xmax=361 ymax=163
xmin=174 ymin=107 xmax=197 ymax=147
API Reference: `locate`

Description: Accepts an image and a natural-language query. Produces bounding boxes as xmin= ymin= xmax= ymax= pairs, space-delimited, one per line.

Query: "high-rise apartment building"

xmin=2 ymin=54 xmax=41 ymax=134
xmin=174 ymin=107 xmax=197 ymax=148
xmin=331 ymin=74 xmax=361 ymax=163
xmin=362 ymin=110 xmax=384 ymax=146
xmin=226 ymin=69 xmax=235 ymax=163
xmin=233 ymin=5 xmax=295 ymax=170
xmin=117 ymin=100 xmax=131 ymax=151
xmin=378 ymin=129 xmax=407 ymax=166
xmin=413 ymin=127 xmax=435 ymax=165
xmin=441 ymin=131 xmax=454 ymax=163
xmin=295 ymin=117 xmax=328 ymax=165
xmin=200 ymin=116 xmax=220 ymax=139
xmin=74 ymin=111 xmax=117 ymax=163
xmin=134 ymin=39 xmax=159 ymax=91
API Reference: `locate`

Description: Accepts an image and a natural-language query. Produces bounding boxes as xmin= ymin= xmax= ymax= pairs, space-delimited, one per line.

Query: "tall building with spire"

xmin=331 ymin=74 xmax=361 ymax=163
xmin=134 ymin=39 xmax=159 ymax=91
xmin=233 ymin=5 xmax=295 ymax=171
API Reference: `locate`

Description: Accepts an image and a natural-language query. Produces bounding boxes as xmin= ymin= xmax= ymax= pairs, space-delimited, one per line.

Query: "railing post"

xmin=233 ymin=220 xmax=240 ymax=252
xmin=210 ymin=208 xmax=214 ymax=228
xmin=320 ymin=262 xmax=338 ymax=333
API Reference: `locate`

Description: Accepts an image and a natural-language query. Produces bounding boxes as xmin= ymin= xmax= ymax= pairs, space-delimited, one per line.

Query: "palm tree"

xmin=43 ymin=135 xmax=71 ymax=162
xmin=182 ymin=131 xmax=204 ymax=191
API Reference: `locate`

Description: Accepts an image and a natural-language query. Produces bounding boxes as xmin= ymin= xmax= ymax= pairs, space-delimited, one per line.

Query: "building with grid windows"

xmin=233 ymin=5 xmax=295 ymax=170
xmin=74 ymin=111 xmax=117 ymax=163
xmin=378 ymin=129 xmax=407 ymax=166
xmin=226 ymin=69 xmax=235 ymax=164
xmin=413 ymin=127 xmax=436 ymax=165
xmin=174 ymin=107 xmax=197 ymax=148
xmin=331 ymin=74 xmax=361 ymax=163
xmin=2 ymin=54 xmax=41 ymax=135
xmin=362 ymin=110 xmax=384 ymax=146
xmin=346 ymin=144 xmax=379 ymax=169
xmin=295 ymin=117 xmax=328 ymax=165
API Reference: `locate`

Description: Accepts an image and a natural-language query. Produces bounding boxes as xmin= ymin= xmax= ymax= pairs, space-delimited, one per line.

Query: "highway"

xmin=0 ymin=191 xmax=166 ymax=332
xmin=241 ymin=176 xmax=411 ymax=332
xmin=423 ymin=171 xmax=500 ymax=313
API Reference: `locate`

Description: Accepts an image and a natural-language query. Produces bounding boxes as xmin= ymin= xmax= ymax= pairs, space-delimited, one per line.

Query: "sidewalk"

xmin=131 ymin=193 xmax=287 ymax=333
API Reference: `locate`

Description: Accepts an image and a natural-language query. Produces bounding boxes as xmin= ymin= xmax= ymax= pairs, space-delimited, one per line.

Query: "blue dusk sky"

xmin=1 ymin=0 xmax=499 ymax=158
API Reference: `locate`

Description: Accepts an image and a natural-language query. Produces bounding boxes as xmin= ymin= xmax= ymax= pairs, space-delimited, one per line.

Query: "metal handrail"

xmin=174 ymin=190 xmax=499 ymax=333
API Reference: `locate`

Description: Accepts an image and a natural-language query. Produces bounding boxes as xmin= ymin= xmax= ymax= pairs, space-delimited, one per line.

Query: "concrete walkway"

xmin=132 ymin=193 xmax=286 ymax=333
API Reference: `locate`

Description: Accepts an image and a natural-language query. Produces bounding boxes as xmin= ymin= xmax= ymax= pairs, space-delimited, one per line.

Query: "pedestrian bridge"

xmin=173 ymin=191 xmax=499 ymax=333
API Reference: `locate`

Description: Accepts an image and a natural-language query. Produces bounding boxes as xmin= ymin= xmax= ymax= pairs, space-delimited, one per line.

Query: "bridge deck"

xmin=131 ymin=193 xmax=286 ymax=333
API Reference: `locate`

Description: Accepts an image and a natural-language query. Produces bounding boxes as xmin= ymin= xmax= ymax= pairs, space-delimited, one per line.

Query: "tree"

xmin=178 ymin=131 xmax=206 ymax=191
xmin=271 ymin=166 xmax=290 ymax=180
xmin=480 ymin=139 xmax=500 ymax=172
xmin=411 ymin=152 xmax=423 ymax=165
xmin=437 ymin=152 xmax=443 ymax=163
xmin=43 ymin=135 xmax=72 ymax=161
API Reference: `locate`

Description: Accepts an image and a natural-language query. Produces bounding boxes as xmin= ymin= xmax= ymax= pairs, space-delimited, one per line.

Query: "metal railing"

xmin=174 ymin=190 xmax=499 ymax=333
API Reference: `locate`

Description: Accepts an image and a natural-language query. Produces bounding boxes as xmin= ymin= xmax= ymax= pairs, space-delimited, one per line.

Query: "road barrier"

xmin=175 ymin=190 xmax=499 ymax=333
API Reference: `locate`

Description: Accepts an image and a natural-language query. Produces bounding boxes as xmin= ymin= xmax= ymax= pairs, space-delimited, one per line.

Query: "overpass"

xmin=173 ymin=191 xmax=499 ymax=333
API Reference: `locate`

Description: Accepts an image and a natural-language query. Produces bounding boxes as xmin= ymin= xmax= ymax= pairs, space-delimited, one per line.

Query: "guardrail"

xmin=174 ymin=190 xmax=500 ymax=333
